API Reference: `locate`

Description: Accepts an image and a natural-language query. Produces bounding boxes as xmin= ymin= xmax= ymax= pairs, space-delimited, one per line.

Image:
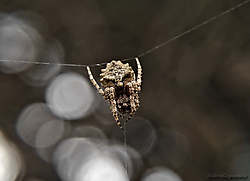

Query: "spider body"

xmin=87 ymin=58 xmax=142 ymax=130
xmin=100 ymin=60 xmax=134 ymax=87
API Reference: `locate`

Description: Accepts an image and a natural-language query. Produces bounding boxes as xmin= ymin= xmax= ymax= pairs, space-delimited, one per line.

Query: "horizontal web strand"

xmin=0 ymin=0 xmax=249 ymax=67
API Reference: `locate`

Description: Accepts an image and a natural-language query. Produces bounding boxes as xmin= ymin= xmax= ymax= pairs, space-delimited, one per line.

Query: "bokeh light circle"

xmin=142 ymin=167 xmax=182 ymax=181
xmin=16 ymin=103 xmax=64 ymax=148
xmin=0 ymin=14 xmax=43 ymax=73
xmin=45 ymin=72 xmax=95 ymax=120
xmin=72 ymin=125 xmax=107 ymax=141
xmin=112 ymin=117 xmax=157 ymax=156
xmin=53 ymin=137 xmax=129 ymax=181
xmin=0 ymin=131 xmax=23 ymax=181
xmin=109 ymin=144 xmax=143 ymax=179
xmin=35 ymin=119 xmax=65 ymax=148
xmin=20 ymin=39 xmax=63 ymax=87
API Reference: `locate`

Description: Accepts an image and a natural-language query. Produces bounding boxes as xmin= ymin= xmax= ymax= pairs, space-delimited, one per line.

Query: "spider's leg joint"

xmin=135 ymin=58 xmax=142 ymax=88
xmin=109 ymin=87 xmax=124 ymax=130
xmin=86 ymin=66 xmax=105 ymax=96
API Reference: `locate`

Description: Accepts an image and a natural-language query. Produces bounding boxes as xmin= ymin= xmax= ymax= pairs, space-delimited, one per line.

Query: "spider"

xmin=87 ymin=58 xmax=142 ymax=130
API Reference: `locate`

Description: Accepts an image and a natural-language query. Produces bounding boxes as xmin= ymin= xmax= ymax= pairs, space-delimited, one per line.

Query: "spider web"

xmin=0 ymin=0 xmax=249 ymax=67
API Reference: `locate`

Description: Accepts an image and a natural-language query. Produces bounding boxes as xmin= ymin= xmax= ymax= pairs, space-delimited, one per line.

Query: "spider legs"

xmin=125 ymin=82 xmax=137 ymax=122
xmin=134 ymin=84 xmax=140 ymax=109
xmin=135 ymin=58 xmax=142 ymax=90
xmin=118 ymin=112 xmax=125 ymax=118
xmin=87 ymin=66 xmax=124 ymax=130
xmin=87 ymin=66 xmax=105 ymax=96
xmin=124 ymin=58 xmax=142 ymax=123
xmin=107 ymin=87 xmax=124 ymax=130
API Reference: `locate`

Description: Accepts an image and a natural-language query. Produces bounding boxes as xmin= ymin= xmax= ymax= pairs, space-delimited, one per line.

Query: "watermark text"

xmin=207 ymin=173 xmax=248 ymax=179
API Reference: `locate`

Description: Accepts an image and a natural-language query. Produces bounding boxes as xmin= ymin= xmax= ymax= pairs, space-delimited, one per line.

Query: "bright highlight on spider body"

xmin=87 ymin=58 xmax=142 ymax=130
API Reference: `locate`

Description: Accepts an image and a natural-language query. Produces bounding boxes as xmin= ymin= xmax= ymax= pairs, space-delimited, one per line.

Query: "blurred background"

xmin=0 ymin=0 xmax=250 ymax=180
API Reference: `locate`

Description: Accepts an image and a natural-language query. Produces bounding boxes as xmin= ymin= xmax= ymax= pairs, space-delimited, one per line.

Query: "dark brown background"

xmin=1 ymin=0 xmax=250 ymax=180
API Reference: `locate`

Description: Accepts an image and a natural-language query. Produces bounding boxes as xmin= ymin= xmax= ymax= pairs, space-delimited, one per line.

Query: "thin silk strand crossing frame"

xmin=0 ymin=0 xmax=249 ymax=66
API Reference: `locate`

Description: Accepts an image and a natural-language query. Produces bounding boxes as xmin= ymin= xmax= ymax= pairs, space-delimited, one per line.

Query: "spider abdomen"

xmin=117 ymin=94 xmax=131 ymax=114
